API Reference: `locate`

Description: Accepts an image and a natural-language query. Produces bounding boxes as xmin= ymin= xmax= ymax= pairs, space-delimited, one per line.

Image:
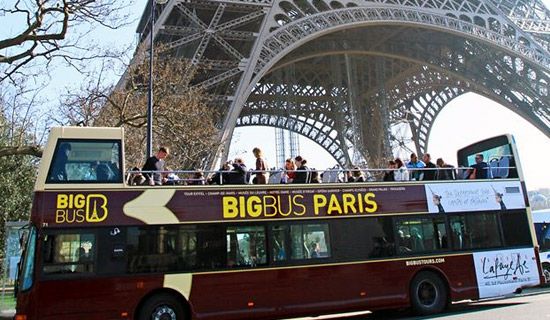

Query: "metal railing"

xmin=127 ymin=165 xmax=516 ymax=186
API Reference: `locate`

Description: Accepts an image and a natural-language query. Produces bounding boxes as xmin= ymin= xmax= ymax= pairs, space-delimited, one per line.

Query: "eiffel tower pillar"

xmin=136 ymin=0 xmax=550 ymax=169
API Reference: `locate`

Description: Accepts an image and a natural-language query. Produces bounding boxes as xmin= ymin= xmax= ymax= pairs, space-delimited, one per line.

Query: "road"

xmin=289 ymin=287 xmax=550 ymax=320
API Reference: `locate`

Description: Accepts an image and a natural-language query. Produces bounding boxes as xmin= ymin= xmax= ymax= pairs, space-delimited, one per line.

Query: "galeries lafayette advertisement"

xmin=473 ymin=248 xmax=540 ymax=298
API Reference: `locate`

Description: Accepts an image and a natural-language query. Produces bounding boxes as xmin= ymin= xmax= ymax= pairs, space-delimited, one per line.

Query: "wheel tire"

xmin=410 ymin=271 xmax=447 ymax=315
xmin=543 ymin=264 xmax=550 ymax=284
xmin=138 ymin=293 xmax=185 ymax=320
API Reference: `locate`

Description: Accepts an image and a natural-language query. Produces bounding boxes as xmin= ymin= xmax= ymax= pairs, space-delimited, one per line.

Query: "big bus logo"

xmin=56 ymin=194 xmax=108 ymax=224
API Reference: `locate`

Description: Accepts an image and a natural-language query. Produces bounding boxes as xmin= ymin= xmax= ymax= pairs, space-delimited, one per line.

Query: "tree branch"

xmin=0 ymin=146 xmax=43 ymax=158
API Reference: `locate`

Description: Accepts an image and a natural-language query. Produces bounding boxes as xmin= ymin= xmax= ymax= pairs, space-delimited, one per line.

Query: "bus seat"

xmin=269 ymin=171 xmax=282 ymax=184
xmin=498 ymin=156 xmax=510 ymax=178
xmin=489 ymin=158 xmax=499 ymax=178
xmin=321 ymin=170 xmax=331 ymax=183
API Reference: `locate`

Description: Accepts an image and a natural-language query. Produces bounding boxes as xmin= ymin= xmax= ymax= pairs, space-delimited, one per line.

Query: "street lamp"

xmin=146 ymin=0 xmax=168 ymax=158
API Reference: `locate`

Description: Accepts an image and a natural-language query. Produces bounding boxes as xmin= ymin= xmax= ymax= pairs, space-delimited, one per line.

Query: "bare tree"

xmin=0 ymin=78 xmax=48 ymax=157
xmin=0 ymin=0 xmax=134 ymax=82
xmin=61 ymin=51 xmax=221 ymax=170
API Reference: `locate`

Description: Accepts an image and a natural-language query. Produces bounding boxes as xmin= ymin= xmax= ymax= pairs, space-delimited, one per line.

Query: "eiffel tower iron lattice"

xmin=136 ymin=0 xmax=550 ymax=168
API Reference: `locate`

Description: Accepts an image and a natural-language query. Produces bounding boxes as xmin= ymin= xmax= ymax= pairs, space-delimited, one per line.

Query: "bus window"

xmin=535 ymin=223 xmax=550 ymax=251
xmin=226 ymin=226 xmax=266 ymax=267
xmin=42 ymin=233 xmax=95 ymax=275
xmin=457 ymin=135 xmax=518 ymax=179
xmin=290 ymin=224 xmax=331 ymax=259
xmin=449 ymin=213 xmax=502 ymax=250
xmin=396 ymin=218 xmax=446 ymax=254
xmin=125 ymin=226 xmax=201 ymax=273
xmin=46 ymin=139 xmax=122 ymax=183
xmin=500 ymin=210 xmax=532 ymax=247
xmin=271 ymin=225 xmax=289 ymax=262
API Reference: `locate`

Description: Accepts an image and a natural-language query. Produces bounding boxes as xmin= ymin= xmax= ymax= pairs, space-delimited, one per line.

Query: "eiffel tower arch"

xmin=138 ymin=0 xmax=550 ymax=168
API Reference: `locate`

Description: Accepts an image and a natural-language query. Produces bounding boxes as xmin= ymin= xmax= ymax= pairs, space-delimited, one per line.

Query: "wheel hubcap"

xmin=151 ymin=305 xmax=177 ymax=320
xmin=418 ymin=280 xmax=438 ymax=307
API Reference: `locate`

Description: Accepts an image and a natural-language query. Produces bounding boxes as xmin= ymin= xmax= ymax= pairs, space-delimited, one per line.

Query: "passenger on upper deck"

xmin=383 ymin=160 xmax=396 ymax=181
xmin=352 ymin=166 xmax=366 ymax=182
xmin=406 ymin=153 xmax=425 ymax=181
xmin=293 ymin=156 xmax=310 ymax=184
xmin=129 ymin=167 xmax=146 ymax=185
xmin=252 ymin=147 xmax=268 ymax=184
xmin=282 ymin=158 xmax=296 ymax=184
xmin=142 ymin=147 xmax=169 ymax=186
xmin=50 ymin=143 xmax=71 ymax=181
xmin=467 ymin=153 xmax=488 ymax=179
xmin=344 ymin=170 xmax=354 ymax=183
xmin=436 ymin=158 xmax=456 ymax=180
xmin=394 ymin=158 xmax=409 ymax=181
xmin=228 ymin=158 xmax=248 ymax=184
xmin=163 ymin=167 xmax=181 ymax=185
xmin=90 ymin=161 xmax=114 ymax=181
xmin=209 ymin=162 xmax=231 ymax=185
xmin=187 ymin=170 xmax=206 ymax=185
xmin=422 ymin=153 xmax=437 ymax=181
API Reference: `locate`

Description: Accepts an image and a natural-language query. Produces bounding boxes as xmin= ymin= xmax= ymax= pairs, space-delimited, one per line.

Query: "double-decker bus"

xmin=15 ymin=127 xmax=542 ymax=320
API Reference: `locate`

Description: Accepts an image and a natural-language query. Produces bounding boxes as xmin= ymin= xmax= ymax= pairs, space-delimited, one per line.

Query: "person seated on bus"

xmin=292 ymin=156 xmax=310 ymax=184
xmin=186 ymin=170 xmax=206 ymax=185
xmin=163 ymin=167 xmax=181 ymax=185
xmin=282 ymin=158 xmax=296 ymax=184
xmin=407 ymin=153 xmax=425 ymax=181
xmin=310 ymin=242 xmax=321 ymax=258
xmin=436 ymin=158 xmax=456 ymax=180
xmin=397 ymin=230 xmax=412 ymax=253
xmin=394 ymin=158 xmax=409 ymax=181
xmin=129 ymin=167 xmax=146 ymax=185
xmin=467 ymin=153 xmax=488 ymax=179
xmin=91 ymin=161 xmax=114 ymax=181
xmin=209 ymin=161 xmax=231 ymax=185
xmin=352 ymin=166 xmax=366 ymax=182
xmin=344 ymin=170 xmax=354 ymax=183
xmin=50 ymin=142 xmax=71 ymax=181
xmin=422 ymin=153 xmax=437 ymax=180
xmin=228 ymin=158 xmax=248 ymax=184
xmin=410 ymin=227 xmax=425 ymax=251
xmin=383 ymin=160 xmax=396 ymax=181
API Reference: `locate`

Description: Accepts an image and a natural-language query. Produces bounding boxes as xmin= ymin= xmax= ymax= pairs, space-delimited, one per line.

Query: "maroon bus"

xmin=15 ymin=127 xmax=543 ymax=320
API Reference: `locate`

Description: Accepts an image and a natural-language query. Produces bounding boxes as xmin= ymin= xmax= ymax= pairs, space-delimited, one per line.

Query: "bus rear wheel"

xmin=138 ymin=293 xmax=185 ymax=320
xmin=410 ymin=271 xmax=447 ymax=315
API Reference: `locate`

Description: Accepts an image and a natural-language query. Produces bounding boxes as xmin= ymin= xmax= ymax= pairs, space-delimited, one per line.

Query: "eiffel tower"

xmin=137 ymin=0 xmax=550 ymax=168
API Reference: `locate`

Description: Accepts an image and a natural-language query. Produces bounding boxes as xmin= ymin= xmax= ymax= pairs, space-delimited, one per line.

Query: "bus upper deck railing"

xmin=127 ymin=166 xmax=517 ymax=186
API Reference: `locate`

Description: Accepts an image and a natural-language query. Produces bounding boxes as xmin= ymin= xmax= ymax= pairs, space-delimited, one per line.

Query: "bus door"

xmin=37 ymin=229 xmax=117 ymax=319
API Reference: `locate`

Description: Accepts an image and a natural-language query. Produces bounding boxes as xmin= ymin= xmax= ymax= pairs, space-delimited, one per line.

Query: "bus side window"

xmin=395 ymin=217 xmax=447 ymax=254
xmin=271 ymin=225 xmax=289 ymax=262
xmin=42 ymin=233 xmax=95 ymax=275
xmin=290 ymin=224 xmax=331 ymax=260
xmin=226 ymin=226 xmax=266 ymax=268
xmin=449 ymin=213 xmax=502 ymax=250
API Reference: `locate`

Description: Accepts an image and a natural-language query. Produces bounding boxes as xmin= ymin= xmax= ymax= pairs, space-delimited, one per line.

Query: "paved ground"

xmin=3 ymin=286 xmax=549 ymax=320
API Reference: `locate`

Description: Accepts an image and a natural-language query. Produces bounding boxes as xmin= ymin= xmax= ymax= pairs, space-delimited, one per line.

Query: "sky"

xmin=3 ymin=0 xmax=550 ymax=191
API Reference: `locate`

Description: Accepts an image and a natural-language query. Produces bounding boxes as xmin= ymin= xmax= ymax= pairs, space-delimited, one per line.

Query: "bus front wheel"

xmin=138 ymin=293 xmax=186 ymax=320
xmin=410 ymin=271 xmax=447 ymax=315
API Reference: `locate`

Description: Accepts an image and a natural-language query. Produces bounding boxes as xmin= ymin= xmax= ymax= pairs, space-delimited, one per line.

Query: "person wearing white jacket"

xmin=394 ymin=158 xmax=410 ymax=181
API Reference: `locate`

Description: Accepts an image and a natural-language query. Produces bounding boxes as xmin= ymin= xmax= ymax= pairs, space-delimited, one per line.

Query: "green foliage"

xmin=0 ymin=100 xmax=38 ymax=279
xmin=0 ymin=155 xmax=36 ymax=222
